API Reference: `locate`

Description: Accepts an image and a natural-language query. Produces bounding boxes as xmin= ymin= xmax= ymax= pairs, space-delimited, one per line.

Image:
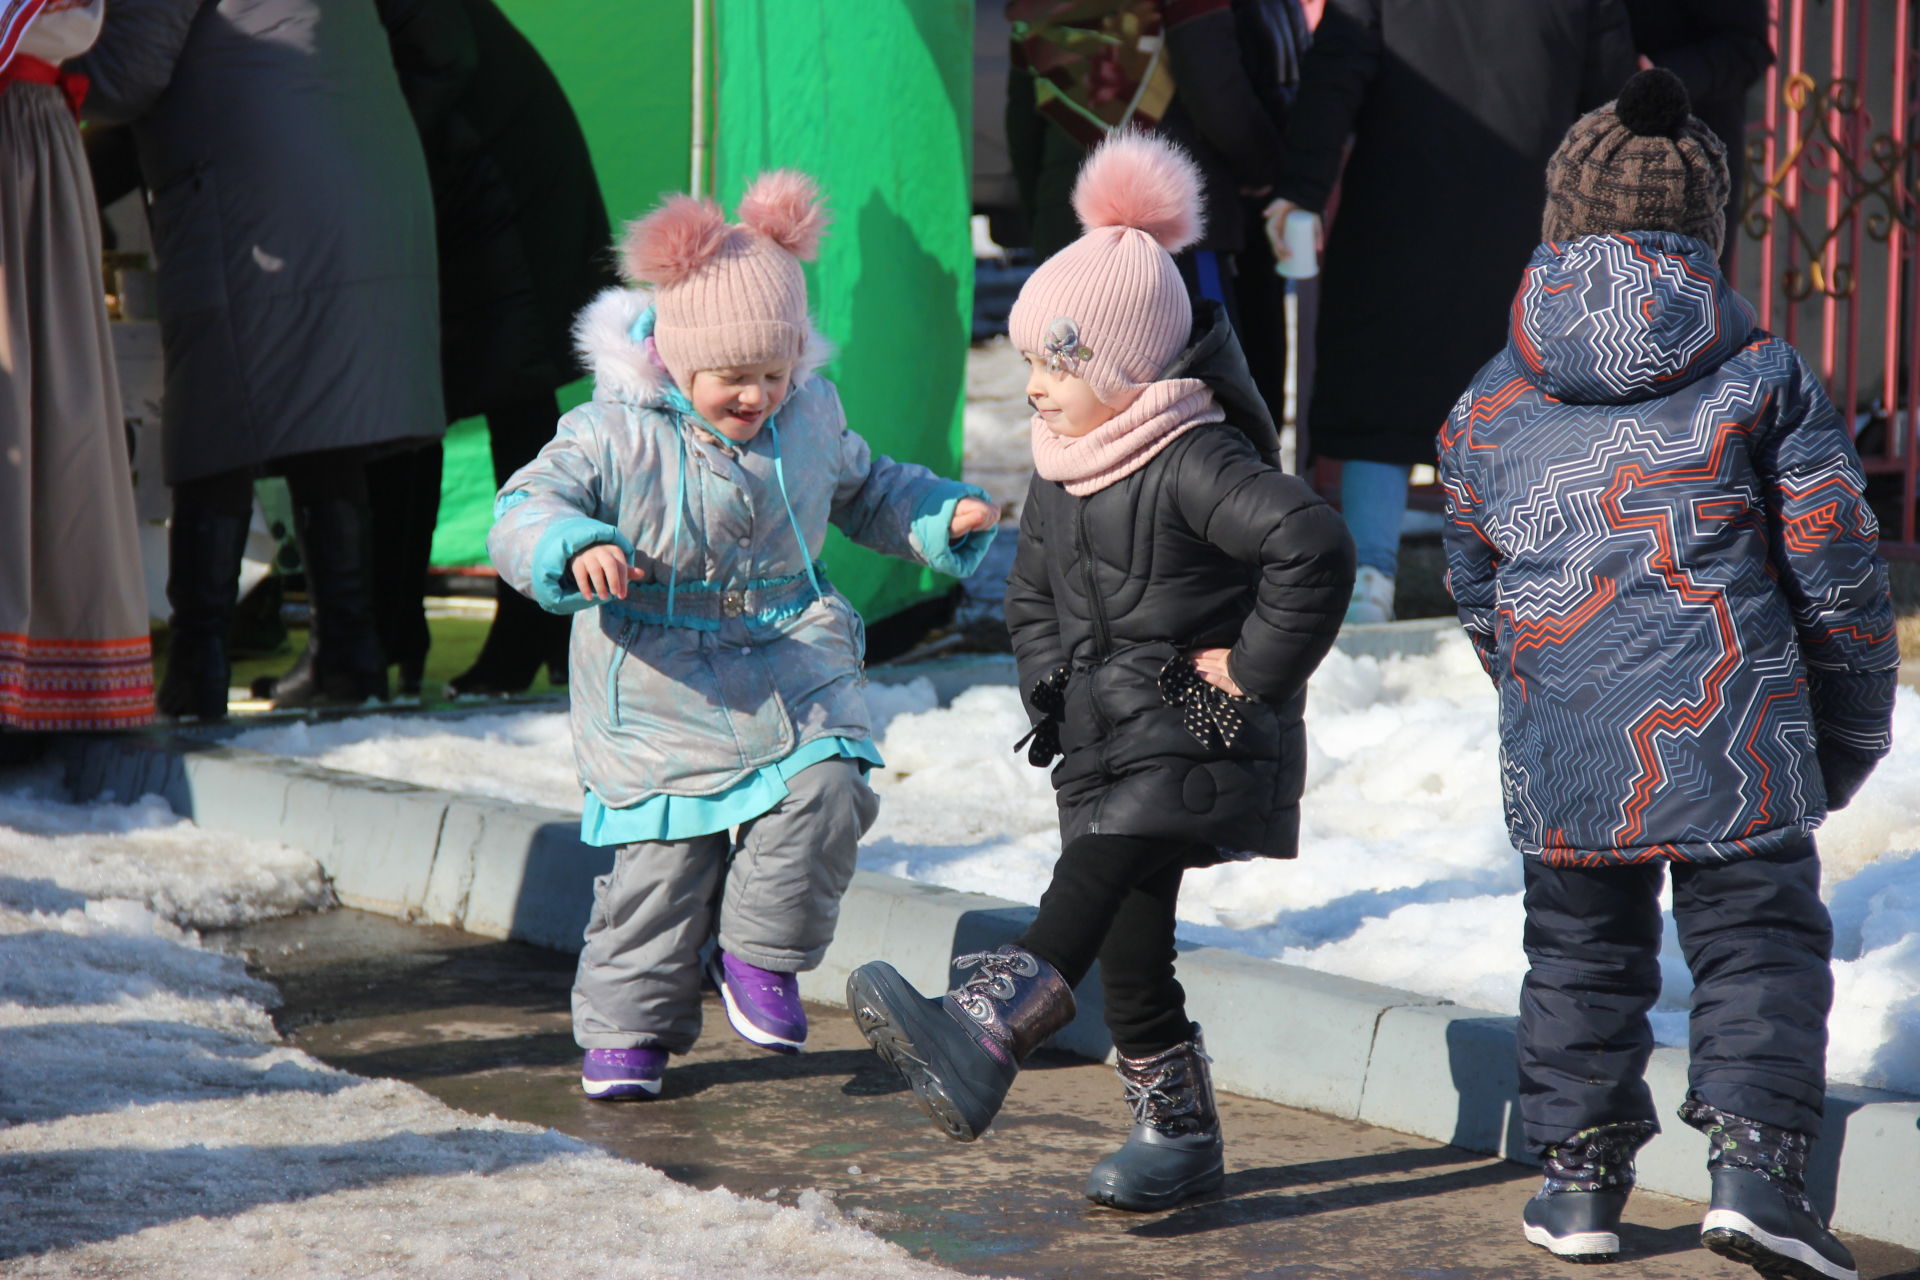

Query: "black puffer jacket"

xmin=1005 ymin=305 xmax=1355 ymax=862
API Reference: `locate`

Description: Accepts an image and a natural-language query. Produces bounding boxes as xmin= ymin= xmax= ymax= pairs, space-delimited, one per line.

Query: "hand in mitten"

xmin=1818 ymin=743 xmax=1877 ymax=811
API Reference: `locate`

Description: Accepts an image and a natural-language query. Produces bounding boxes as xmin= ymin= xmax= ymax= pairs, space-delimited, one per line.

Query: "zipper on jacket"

xmin=1075 ymin=498 xmax=1114 ymax=660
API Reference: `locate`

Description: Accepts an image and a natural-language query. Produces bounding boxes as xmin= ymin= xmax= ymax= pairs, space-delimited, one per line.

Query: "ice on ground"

xmin=218 ymin=635 xmax=1920 ymax=1097
xmin=0 ymin=771 xmax=962 ymax=1279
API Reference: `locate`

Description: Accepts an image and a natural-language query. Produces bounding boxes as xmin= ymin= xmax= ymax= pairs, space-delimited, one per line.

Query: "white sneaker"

xmin=1344 ymin=566 xmax=1395 ymax=625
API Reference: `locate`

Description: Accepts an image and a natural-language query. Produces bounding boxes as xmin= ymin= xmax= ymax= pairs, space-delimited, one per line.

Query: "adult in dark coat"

xmin=1263 ymin=0 xmax=1635 ymax=622
xmin=1158 ymin=0 xmax=1308 ymax=433
xmin=1005 ymin=0 xmax=1307 ymax=420
xmin=75 ymin=0 xmax=445 ymax=715
xmin=1623 ymin=0 xmax=1773 ymax=272
xmin=369 ymin=0 xmax=616 ymax=698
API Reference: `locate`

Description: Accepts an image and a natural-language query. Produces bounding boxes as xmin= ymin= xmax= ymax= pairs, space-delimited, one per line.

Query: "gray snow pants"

xmin=572 ymin=758 xmax=879 ymax=1052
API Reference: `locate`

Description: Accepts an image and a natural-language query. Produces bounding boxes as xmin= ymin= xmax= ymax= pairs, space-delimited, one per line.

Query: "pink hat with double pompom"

xmin=620 ymin=172 xmax=828 ymax=390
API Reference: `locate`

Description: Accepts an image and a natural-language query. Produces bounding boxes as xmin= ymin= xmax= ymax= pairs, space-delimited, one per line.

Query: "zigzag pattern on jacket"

xmin=1439 ymin=232 xmax=1898 ymax=867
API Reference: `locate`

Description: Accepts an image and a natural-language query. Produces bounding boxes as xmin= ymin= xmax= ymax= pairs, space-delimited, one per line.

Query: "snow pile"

xmin=220 ymin=638 xmax=1920 ymax=1098
xmin=0 ymin=770 xmax=332 ymax=930
xmin=0 ymin=771 xmax=962 ymax=1279
xmin=233 ymin=710 xmax=581 ymax=809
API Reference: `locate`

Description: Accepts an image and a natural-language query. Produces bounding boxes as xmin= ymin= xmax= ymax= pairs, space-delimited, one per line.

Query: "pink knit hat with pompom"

xmin=1008 ymin=131 xmax=1204 ymax=408
xmin=620 ymin=170 xmax=828 ymax=390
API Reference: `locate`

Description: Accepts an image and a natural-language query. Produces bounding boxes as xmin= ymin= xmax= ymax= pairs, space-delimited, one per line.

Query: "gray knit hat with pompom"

xmin=1541 ymin=68 xmax=1730 ymax=255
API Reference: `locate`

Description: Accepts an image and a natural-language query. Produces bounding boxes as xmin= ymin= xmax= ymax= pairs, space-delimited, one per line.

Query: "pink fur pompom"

xmin=1071 ymin=131 xmax=1204 ymax=252
xmin=621 ymin=195 xmax=732 ymax=287
xmin=736 ymin=170 xmax=829 ymax=261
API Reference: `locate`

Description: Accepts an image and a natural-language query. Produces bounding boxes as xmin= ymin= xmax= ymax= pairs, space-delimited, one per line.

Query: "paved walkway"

xmin=221 ymin=909 xmax=1920 ymax=1280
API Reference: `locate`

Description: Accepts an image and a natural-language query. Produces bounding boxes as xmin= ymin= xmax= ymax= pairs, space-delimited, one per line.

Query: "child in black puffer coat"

xmin=1441 ymin=71 xmax=1898 ymax=1280
xmin=847 ymin=132 xmax=1355 ymax=1212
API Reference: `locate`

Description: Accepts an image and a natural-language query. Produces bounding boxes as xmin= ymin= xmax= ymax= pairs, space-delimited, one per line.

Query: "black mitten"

xmin=1817 ymin=742 xmax=1876 ymax=811
xmin=1014 ymin=664 xmax=1071 ymax=768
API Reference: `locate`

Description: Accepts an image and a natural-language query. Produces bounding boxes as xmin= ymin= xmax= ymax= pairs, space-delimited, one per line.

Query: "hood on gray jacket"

xmin=1507 ymin=231 xmax=1756 ymax=406
xmin=571 ymin=285 xmax=836 ymax=411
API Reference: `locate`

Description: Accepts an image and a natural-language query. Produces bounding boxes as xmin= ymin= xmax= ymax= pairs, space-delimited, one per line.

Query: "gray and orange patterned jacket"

xmin=1440 ymin=231 xmax=1898 ymax=866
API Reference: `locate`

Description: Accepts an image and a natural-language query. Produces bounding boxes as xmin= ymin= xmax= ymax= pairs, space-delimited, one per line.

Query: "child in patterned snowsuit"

xmin=488 ymin=173 xmax=997 ymax=1099
xmin=1439 ymin=70 xmax=1897 ymax=1280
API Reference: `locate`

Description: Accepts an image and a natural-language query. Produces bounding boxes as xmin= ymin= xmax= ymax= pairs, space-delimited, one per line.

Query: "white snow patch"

xmin=0 ymin=768 xmax=963 ymax=1279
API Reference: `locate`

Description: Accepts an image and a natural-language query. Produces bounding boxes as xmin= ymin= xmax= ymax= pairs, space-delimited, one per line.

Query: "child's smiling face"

xmin=690 ymin=360 xmax=795 ymax=442
xmin=1022 ymin=352 xmax=1121 ymax=438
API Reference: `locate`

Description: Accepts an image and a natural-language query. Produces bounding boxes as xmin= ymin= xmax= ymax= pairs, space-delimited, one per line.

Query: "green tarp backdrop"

xmin=432 ymin=0 xmax=975 ymax=625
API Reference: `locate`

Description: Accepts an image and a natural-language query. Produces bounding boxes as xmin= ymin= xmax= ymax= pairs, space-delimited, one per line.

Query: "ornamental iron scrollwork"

xmin=1740 ymin=72 xmax=1920 ymax=302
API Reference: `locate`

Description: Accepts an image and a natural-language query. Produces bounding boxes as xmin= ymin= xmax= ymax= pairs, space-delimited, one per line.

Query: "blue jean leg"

xmin=1338 ymin=459 xmax=1409 ymax=576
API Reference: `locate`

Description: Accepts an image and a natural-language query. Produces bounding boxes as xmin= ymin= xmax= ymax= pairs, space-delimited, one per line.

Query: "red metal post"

xmin=1904 ymin=2 xmax=1920 ymax=546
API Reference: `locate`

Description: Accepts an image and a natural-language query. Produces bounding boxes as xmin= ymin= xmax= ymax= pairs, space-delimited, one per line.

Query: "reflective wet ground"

xmin=219 ymin=910 xmax=1920 ymax=1280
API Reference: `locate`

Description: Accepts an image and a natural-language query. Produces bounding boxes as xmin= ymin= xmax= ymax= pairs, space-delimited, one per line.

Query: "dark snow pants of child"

xmin=572 ymin=759 xmax=879 ymax=1053
xmin=1016 ymin=833 xmax=1212 ymax=1057
xmin=1516 ymin=837 xmax=1834 ymax=1155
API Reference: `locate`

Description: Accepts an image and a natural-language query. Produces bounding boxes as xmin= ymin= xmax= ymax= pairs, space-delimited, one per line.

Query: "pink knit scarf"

xmin=1030 ymin=378 xmax=1223 ymax=497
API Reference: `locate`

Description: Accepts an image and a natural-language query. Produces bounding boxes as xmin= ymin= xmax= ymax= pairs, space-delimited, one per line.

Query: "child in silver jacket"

xmin=488 ymin=172 xmax=996 ymax=1099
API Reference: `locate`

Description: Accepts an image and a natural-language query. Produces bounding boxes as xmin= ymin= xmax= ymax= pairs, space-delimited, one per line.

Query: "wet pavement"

xmin=218 ymin=909 xmax=1920 ymax=1280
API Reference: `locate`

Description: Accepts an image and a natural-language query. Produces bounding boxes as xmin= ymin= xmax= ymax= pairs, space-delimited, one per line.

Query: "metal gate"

xmin=1741 ymin=0 xmax=1920 ymax=558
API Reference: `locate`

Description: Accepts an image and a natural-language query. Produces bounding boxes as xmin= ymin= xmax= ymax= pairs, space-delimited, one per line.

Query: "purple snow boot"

xmin=708 ymin=950 xmax=807 ymax=1054
xmin=581 ymin=1047 xmax=666 ymax=1100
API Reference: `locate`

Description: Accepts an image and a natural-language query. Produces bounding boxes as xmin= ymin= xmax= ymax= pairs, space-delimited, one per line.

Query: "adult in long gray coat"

xmin=75 ymin=0 xmax=445 ymax=717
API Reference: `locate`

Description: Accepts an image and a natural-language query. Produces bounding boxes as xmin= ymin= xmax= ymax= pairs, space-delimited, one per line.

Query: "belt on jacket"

xmin=1 ymin=54 xmax=88 ymax=119
xmin=602 ymin=565 xmax=826 ymax=631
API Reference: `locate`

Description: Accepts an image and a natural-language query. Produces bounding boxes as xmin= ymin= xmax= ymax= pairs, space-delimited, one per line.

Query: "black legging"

xmin=1017 ymin=833 xmax=1204 ymax=1058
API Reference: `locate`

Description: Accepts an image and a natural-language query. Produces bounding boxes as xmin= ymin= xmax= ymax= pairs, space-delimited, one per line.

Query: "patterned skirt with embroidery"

xmin=0 ymin=81 xmax=154 ymax=730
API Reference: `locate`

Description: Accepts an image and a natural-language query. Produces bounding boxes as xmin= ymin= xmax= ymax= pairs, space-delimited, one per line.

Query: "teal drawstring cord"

xmin=665 ymin=429 xmax=688 ymax=624
xmin=627 ymin=298 xmax=821 ymax=614
xmin=767 ymin=421 xmax=823 ymax=604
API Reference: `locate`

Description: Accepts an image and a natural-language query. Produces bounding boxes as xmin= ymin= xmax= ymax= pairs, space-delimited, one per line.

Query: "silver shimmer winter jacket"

xmin=488 ymin=287 xmax=992 ymax=808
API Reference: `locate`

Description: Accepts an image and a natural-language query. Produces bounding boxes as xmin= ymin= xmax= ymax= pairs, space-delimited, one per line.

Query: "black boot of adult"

xmin=445 ymin=580 xmax=568 ymax=698
xmin=447 ymin=391 xmax=568 ymax=698
xmin=366 ymin=443 xmax=441 ymax=699
xmin=254 ymin=493 xmax=389 ymax=708
xmin=156 ymin=499 xmax=251 ymax=720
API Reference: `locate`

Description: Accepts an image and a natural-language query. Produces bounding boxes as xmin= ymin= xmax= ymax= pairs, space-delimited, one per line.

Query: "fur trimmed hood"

xmin=571 ymin=286 xmax=836 ymax=408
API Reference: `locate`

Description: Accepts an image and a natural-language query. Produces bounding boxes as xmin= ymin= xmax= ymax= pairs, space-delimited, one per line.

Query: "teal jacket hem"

xmin=579 ymin=736 xmax=883 ymax=846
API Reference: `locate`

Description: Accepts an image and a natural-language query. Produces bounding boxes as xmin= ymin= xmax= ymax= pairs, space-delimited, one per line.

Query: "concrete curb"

xmin=57 ymin=723 xmax=1920 ymax=1250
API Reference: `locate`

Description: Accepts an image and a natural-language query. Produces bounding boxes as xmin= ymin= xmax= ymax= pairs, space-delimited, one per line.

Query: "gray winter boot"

xmin=1084 ymin=1027 xmax=1225 ymax=1212
xmin=1684 ymin=1099 xmax=1858 ymax=1280
xmin=846 ymin=945 xmax=1075 ymax=1142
